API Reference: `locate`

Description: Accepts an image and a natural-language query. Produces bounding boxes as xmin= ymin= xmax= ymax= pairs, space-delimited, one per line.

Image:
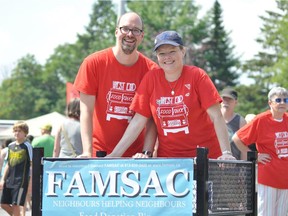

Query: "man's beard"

xmin=121 ymin=39 xmax=136 ymax=55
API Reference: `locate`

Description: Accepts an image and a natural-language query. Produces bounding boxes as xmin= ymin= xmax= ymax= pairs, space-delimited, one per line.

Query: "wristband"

xmin=142 ymin=150 xmax=152 ymax=157
xmin=222 ymin=150 xmax=232 ymax=155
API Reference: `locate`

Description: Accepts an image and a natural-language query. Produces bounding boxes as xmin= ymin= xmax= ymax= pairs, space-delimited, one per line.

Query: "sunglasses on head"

xmin=273 ymin=98 xmax=288 ymax=104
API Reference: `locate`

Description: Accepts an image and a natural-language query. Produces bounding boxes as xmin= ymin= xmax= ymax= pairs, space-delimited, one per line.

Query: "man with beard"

xmin=74 ymin=12 xmax=158 ymax=158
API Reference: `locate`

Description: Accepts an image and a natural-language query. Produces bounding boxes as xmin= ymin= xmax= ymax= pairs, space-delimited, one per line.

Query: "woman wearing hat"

xmin=109 ymin=31 xmax=234 ymax=159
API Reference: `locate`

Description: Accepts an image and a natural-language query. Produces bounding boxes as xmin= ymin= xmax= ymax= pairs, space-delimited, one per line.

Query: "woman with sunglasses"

xmin=108 ymin=31 xmax=235 ymax=160
xmin=233 ymin=86 xmax=288 ymax=216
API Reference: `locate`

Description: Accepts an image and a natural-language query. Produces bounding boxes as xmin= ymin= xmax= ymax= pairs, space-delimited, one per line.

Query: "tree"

xmin=127 ymin=0 xmax=210 ymax=63
xmin=238 ymin=0 xmax=288 ymax=115
xmin=202 ymin=0 xmax=240 ymax=90
xmin=235 ymin=84 xmax=269 ymax=116
xmin=263 ymin=1 xmax=288 ymax=86
xmin=0 ymin=55 xmax=62 ymax=119
xmin=243 ymin=1 xmax=288 ymax=87
xmin=41 ymin=0 xmax=118 ymax=113
xmin=0 ymin=0 xmax=253 ymax=118
xmin=0 ymin=1 xmax=119 ymax=119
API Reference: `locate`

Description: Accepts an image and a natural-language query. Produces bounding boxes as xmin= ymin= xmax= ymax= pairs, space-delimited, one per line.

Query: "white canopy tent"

xmin=0 ymin=112 xmax=67 ymax=139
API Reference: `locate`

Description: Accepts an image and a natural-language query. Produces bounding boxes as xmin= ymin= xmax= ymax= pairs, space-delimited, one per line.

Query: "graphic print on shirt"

xmin=184 ymin=84 xmax=191 ymax=97
xmin=274 ymin=131 xmax=288 ymax=158
xmin=9 ymin=148 xmax=27 ymax=167
xmin=106 ymin=81 xmax=136 ymax=122
xmin=156 ymin=95 xmax=189 ymax=136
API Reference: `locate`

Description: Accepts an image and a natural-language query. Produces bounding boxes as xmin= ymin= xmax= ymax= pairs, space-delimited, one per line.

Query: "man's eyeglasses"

xmin=119 ymin=26 xmax=143 ymax=36
xmin=273 ymin=98 xmax=288 ymax=104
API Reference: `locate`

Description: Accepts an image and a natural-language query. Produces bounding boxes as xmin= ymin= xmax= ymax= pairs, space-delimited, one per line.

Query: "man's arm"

xmin=207 ymin=103 xmax=235 ymax=159
xmin=108 ymin=113 xmax=148 ymax=157
xmin=79 ymin=92 xmax=95 ymax=158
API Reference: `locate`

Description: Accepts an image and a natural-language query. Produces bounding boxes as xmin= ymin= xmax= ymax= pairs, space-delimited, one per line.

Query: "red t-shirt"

xmin=236 ymin=110 xmax=288 ymax=189
xmin=74 ymin=48 xmax=158 ymax=157
xmin=131 ymin=65 xmax=222 ymax=158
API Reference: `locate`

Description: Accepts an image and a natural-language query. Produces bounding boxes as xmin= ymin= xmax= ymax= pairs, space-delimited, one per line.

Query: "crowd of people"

xmin=0 ymin=11 xmax=287 ymax=216
xmin=74 ymin=11 xmax=287 ymax=215
xmin=0 ymin=98 xmax=82 ymax=216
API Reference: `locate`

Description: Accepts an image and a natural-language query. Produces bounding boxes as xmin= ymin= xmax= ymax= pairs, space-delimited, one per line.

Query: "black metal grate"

xmin=207 ymin=160 xmax=254 ymax=215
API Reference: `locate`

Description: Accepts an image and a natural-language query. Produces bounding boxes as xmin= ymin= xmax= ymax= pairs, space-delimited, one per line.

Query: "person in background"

xmin=0 ymin=138 xmax=13 ymax=179
xmin=0 ymin=138 xmax=13 ymax=203
xmin=26 ymin=135 xmax=34 ymax=143
xmin=244 ymin=113 xmax=257 ymax=152
xmin=73 ymin=12 xmax=158 ymax=157
xmin=0 ymin=121 xmax=33 ymax=216
xmin=53 ymin=98 xmax=82 ymax=158
xmin=23 ymin=135 xmax=34 ymax=214
xmin=108 ymin=31 xmax=234 ymax=160
xmin=245 ymin=113 xmax=256 ymax=123
xmin=31 ymin=124 xmax=54 ymax=157
xmin=232 ymin=86 xmax=288 ymax=215
xmin=220 ymin=88 xmax=246 ymax=159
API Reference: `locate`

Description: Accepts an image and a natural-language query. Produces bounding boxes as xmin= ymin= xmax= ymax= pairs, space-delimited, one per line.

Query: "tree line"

xmin=0 ymin=0 xmax=287 ymax=120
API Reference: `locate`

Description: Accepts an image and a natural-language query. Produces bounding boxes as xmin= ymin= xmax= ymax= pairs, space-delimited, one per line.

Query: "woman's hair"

xmin=66 ymin=98 xmax=80 ymax=120
xmin=13 ymin=121 xmax=29 ymax=135
xmin=268 ymin=86 xmax=288 ymax=100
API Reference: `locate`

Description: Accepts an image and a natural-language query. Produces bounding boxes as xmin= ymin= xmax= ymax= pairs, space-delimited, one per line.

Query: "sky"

xmin=0 ymin=0 xmax=278 ymax=81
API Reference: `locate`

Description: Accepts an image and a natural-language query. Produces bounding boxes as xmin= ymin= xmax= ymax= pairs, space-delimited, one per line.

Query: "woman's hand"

xmin=217 ymin=151 xmax=236 ymax=160
xmin=257 ymin=153 xmax=271 ymax=164
xmin=132 ymin=153 xmax=150 ymax=158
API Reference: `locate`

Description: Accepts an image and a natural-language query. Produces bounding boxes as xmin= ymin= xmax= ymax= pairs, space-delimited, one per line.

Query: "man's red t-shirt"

xmin=74 ymin=48 xmax=158 ymax=157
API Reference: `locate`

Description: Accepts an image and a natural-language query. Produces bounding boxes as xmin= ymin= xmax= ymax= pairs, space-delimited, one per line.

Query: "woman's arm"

xmin=78 ymin=92 xmax=95 ymax=157
xmin=134 ymin=118 xmax=158 ymax=158
xmin=53 ymin=126 xmax=62 ymax=157
xmin=232 ymin=133 xmax=251 ymax=160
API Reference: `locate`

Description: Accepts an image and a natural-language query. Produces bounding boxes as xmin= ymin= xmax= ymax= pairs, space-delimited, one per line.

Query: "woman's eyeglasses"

xmin=273 ymin=98 xmax=288 ymax=104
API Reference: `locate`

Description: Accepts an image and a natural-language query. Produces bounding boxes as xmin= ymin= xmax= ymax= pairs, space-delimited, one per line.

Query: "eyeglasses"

xmin=273 ymin=98 xmax=288 ymax=104
xmin=119 ymin=26 xmax=143 ymax=36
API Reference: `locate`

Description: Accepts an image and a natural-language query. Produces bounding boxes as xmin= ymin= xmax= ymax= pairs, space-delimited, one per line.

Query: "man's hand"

xmin=77 ymin=152 xmax=92 ymax=158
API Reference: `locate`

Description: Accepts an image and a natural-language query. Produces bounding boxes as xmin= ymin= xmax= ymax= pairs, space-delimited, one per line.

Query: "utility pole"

xmin=118 ymin=0 xmax=126 ymax=20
